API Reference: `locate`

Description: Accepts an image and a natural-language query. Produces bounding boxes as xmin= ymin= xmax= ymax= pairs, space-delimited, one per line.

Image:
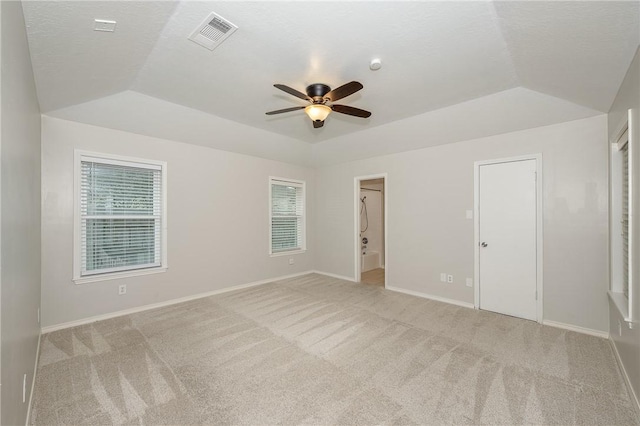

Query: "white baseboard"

xmin=385 ymin=285 xmax=475 ymax=309
xmin=25 ymin=331 xmax=41 ymax=426
xmin=41 ymin=270 xmax=314 ymax=334
xmin=610 ymin=336 xmax=640 ymax=417
xmin=542 ymin=320 xmax=609 ymax=339
xmin=312 ymin=270 xmax=357 ymax=282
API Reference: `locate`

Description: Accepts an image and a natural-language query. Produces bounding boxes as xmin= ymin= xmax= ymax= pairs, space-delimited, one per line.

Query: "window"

xmin=74 ymin=151 xmax=167 ymax=283
xmin=609 ymin=110 xmax=634 ymax=323
xmin=269 ymin=177 xmax=305 ymax=255
xmin=621 ymin=133 xmax=630 ymax=299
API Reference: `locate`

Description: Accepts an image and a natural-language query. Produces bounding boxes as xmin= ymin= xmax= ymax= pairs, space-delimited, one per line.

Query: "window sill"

xmin=608 ymin=290 xmax=632 ymax=322
xmin=270 ymin=249 xmax=306 ymax=258
xmin=74 ymin=267 xmax=167 ymax=285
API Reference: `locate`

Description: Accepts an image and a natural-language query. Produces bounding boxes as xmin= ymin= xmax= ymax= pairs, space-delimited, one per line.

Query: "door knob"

xmin=481 ymin=242 xmax=488 ymax=247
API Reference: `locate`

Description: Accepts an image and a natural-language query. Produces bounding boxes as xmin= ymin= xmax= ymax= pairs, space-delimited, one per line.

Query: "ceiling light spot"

xmin=94 ymin=19 xmax=116 ymax=32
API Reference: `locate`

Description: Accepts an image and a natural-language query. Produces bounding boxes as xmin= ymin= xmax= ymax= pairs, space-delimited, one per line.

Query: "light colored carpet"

xmin=31 ymin=273 xmax=638 ymax=425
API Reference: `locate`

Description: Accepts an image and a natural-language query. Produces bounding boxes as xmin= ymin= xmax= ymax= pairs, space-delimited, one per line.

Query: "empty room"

xmin=1 ymin=0 xmax=639 ymax=424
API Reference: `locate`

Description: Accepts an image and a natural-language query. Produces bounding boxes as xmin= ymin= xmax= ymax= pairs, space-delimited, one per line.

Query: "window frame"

xmin=609 ymin=109 xmax=634 ymax=324
xmin=73 ymin=150 xmax=168 ymax=284
xmin=269 ymin=176 xmax=306 ymax=256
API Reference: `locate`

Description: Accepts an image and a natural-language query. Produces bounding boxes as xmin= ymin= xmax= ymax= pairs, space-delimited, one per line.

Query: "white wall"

xmin=41 ymin=116 xmax=315 ymax=328
xmin=1 ymin=2 xmax=42 ymax=424
xmin=312 ymin=87 xmax=601 ymax=167
xmin=315 ymin=115 xmax=609 ymax=332
xmin=608 ymin=46 xmax=640 ymax=411
xmin=49 ymin=90 xmax=314 ymax=167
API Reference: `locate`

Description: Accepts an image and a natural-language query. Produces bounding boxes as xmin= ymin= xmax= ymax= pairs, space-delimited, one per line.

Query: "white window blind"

xmin=621 ymin=139 xmax=630 ymax=299
xmin=79 ymin=156 xmax=163 ymax=277
xmin=609 ymin=111 xmax=635 ymax=324
xmin=270 ymin=178 xmax=305 ymax=254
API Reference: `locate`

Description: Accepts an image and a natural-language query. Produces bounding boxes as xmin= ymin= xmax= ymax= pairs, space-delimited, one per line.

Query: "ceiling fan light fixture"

xmin=304 ymin=104 xmax=331 ymax=122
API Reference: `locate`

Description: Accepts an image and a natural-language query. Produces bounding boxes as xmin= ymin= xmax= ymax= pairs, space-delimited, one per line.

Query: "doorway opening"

xmin=355 ymin=174 xmax=387 ymax=287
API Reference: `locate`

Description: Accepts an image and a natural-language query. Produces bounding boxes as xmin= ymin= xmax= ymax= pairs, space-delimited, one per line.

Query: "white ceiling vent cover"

xmin=188 ymin=12 xmax=238 ymax=51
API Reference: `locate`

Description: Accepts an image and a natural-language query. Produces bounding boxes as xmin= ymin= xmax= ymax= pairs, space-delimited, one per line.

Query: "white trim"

xmin=268 ymin=176 xmax=306 ymax=255
xmin=608 ymin=290 xmax=632 ymax=323
xmin=74 ymin=267 xmax=167 ymax=285
xmin=354 ymin=173 xmax=388 ymax=288
xmin=270 ymin=177 xmax=304 ymax=187
xmin=386 ymin=285 xmax=475 ymax=309
xmin=610 ymin=336 xmax=640 ymax=418
xmin=312 ymin=270 xmax=357 ymax=282
xmin=25 ymin=331 xmax=42 ymax=426
xmin=79 ymin=154 xmax=162 ymax=170
xmin=42 ymin=270 xmax=314 ymax=334
xmin=269 ymin=249 xmax=306 ymax=258
xmin=474 ymin=154 xmax=544 ymax=323
xmin=542 ymin=320 xmax=609 ymax=339
xmin=73 ymin=150 xmax=168 ymax=283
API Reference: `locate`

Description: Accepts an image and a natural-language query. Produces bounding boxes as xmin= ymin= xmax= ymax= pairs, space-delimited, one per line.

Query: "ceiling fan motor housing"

xmin=306 ymin=83 xmax=331 ymax=102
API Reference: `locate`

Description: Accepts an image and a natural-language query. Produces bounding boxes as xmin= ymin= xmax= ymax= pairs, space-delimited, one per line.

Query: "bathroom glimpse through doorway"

xmin=355 ymin=174 xmax=387 ymax=287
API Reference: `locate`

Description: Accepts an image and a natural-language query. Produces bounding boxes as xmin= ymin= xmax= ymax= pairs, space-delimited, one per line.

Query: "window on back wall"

xmin=74 ymin=151 xmax=167 ymax=283
xmin=269 ymin=177 xmax=305 ymax=255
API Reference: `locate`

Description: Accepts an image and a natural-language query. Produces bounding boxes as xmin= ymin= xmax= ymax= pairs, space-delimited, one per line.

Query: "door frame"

xmin=473 ymin=154 xmax=543 ymax=323
xmin=354 ymin=173 xmax=388 ymax=287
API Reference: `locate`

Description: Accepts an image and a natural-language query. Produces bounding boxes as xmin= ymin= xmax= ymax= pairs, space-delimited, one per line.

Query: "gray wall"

xmin=315 ymin=115 xmax=610 ymax=333
xmin=0 ymin=1 xmax=42 ymax=424
xmin=608 ymin=46 xmax=640 ymax=411
xmin=41 ymin=116 xmax=315 ymax=328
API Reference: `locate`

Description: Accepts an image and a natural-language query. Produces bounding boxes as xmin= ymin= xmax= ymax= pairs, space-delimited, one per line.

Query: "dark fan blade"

xmin=331 ymin=104 xmax=371 ymax=118
xmin=274 ymin=84 xmax=311 ymax=101
xmin=313 ymin=120 xmax=324 ymax=128
xmin=324 ymin=81 xmax=363 ymax=102
xmin=265 ymin=106 xmax=306 ymax=115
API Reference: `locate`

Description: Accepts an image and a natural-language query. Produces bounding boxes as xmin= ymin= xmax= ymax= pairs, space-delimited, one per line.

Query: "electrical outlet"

xmin=23 ymin=373 xmax=27 ymax=403
xmin=289 ymin=258 xmax=295 ymax=265
xmin=447 ymin=275 xmax=454 ymax=283
xmin=466 ymin=278 xmax=473 ymax=287
xmin=118 ymin=284 xmax=127 ymax=295
xmin=440 ymin=273 xmax=447 ymax=282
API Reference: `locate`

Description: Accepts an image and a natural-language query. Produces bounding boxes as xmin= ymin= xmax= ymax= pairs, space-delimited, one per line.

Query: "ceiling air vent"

xmin=188 ymin=12 xmax=238 ymax=51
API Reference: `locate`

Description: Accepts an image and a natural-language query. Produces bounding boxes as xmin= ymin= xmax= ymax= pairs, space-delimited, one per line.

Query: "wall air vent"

xmin=188 ymin=12 xmax=238 ymax=51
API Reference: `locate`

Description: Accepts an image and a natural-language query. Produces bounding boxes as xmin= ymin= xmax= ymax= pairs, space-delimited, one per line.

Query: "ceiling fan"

xmin=266 ymin=81 xmax=371 ymax=128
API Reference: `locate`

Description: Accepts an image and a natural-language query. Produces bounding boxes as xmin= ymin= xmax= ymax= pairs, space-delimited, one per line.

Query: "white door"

xmin=478 ymin=159 xmax=537 ymax=321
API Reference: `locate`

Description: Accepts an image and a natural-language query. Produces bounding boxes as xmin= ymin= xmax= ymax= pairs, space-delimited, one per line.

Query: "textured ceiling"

xmin=23 ymin=1 xmax=179 ymax=111
xmin=23 ymin=1 xmax=639 ymax=146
